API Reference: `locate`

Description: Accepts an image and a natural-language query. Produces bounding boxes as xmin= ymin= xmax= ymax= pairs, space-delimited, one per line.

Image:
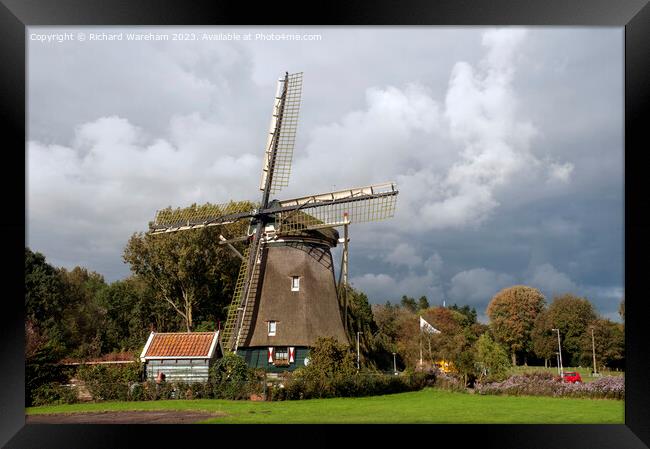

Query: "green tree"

xmin=580 ymin=318 xmax=624 ymax=371
xmin=123 ymin=210 xmax=248 ymax=331
xmin=58 ymin=266 xmax=109 ymax=358
xmin=531 ymin=309 xmax=556 ymax=367
xmin=486 ymin=285 xmax=546 ymax=366
xmin=546 ymin=294 xmax=597 ymax=366
xmin=299 ymin=336 xmax=356 ymax=382
xmin=474 ymin=333 xmax=510 ymax=382
xmin=25 ymin=247 xmax=69 ymax=346
xmin=400 ymin=295 xmax=418 ymax=313
xmin=417 ymin=296 xmax=430 ymax=310
xmin=448 ymin=304 xmax=478 ymax=325
xmin=98 ymin=276 xmax=178 ymax=352
xmin=345 ymin=287 xmax=397 ymax=371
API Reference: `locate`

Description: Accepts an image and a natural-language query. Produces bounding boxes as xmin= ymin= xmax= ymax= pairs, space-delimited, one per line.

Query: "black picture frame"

xmin=2 ymin=0 xmax=648 ymax=447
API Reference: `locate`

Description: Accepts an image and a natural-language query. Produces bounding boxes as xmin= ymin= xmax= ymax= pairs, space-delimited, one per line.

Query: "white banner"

xmin=420 ymin=316 xmax=441 ymax=334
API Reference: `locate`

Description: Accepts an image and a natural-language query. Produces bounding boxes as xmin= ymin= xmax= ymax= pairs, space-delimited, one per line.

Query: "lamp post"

xmin=392 ymin=352 xmax=397 ymax=375
xmin=591 ymin=326 xmax=598 ymax=376
xmin=552 ymin=328 xmax=563 ymax=377
xmin=356 ymin=331 xmax=363 ymax=371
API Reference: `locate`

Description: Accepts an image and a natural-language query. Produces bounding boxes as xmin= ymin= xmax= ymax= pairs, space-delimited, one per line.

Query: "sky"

xmin=27 ymin=26 xmax=624 ymax=322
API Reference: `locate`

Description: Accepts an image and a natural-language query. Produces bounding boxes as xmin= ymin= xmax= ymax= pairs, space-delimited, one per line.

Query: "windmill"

xmin=149 ymin=72 xmax=399 ymax=370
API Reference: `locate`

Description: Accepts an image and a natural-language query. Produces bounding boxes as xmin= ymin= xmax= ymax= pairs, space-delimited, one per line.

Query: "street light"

xmin=590 ymin=326 xmax=598 ymax=376
xmin=392 ymin=352 xmax=397 ymax=375
xmin=552 ymin=328 xmax=563 ymax=377
xmin=356 ymin=331 xmax=363 ymax=371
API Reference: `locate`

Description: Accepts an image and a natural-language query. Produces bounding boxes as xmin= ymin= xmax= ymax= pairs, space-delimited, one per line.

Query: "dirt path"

xmin=26 ymin=410 xmax=226 ymax=424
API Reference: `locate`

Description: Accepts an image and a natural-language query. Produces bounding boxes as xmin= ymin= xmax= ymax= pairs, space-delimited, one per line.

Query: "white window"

xmin=291 ymin=276 xmax=300 ymax=291
xmin=268 ymin=320 xmax=277 ymax=336
xmin=275 ymin=348 xmax=288 ymax=361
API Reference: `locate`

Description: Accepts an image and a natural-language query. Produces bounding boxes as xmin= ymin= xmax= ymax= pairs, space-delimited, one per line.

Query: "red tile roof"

xmin=142 ymin=332 xmax=218 ymax=358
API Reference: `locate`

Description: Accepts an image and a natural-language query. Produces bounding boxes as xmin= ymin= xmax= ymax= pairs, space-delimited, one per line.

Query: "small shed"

xmin=140 ymin=331 xmax=222 ymax=383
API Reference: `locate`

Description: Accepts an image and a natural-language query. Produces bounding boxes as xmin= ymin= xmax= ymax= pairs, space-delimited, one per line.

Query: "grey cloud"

xmin=27 ymin=26 xmax=623 ymax=321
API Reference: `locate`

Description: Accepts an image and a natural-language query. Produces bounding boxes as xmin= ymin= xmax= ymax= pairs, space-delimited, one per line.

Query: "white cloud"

xmin=526 ymin=263 xmax=578 ymax=297
xmin=27 ymin=114 xmax=261 ymax=276
xmin=547 ymin=161 xmax=575 ymax=183
xmin=351 ymin=270 xmax=445 ymax=305
xmin=385 ymin=243 xmax=423 ymax=268
xmin=289 ymin=28 xmax=571 ymax=234
xmin=448 ymin=268 xmax=516 ymax=305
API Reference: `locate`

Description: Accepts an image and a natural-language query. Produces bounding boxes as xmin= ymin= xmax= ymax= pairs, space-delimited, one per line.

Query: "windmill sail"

xmin=221 ymin=236 xmax=265 ymax=352
xmin=259 ymin=72 xmax=303 ymax=196
xmin=149 ymin=201 xmax=257 ymax=234
xmin=145 ymin=72 xmax=400 ymax=361
xmin=274 ymin=182 xmax=398 ymax=232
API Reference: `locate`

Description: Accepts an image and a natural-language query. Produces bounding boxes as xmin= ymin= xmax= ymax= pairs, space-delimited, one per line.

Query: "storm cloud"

xmin=27 ymin=27 xmax=623 ymax=321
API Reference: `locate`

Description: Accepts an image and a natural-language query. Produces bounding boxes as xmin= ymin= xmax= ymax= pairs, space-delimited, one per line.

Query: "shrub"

xmin=269 ymin=370 xmax=433 ymax=401
xmin=76 ymin=362 xmax=143 ymax=401
xmin=31 ymin=382 xmax=78 ymax=406
xmin=209 ymin=352 xmax=262 ymax=400
xmin=434 ymin=371 xmax=465 ymax=392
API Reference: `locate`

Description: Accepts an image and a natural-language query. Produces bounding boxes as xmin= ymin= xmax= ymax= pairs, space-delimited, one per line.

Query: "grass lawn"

xmin=26 ymin=388 xmax=623 ymax=424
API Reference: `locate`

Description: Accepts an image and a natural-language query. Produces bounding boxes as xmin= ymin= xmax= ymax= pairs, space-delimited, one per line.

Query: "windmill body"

xmin=149 ymin=72 xmax=398 ymax=371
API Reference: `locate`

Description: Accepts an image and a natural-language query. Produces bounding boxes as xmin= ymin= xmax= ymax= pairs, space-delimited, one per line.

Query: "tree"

xmin=123 ymin=212 xmax=248 ymax=331
xmin=417 ymin=296 xmax=430 ymax=310
xmin=486 ymin=285 xmax=546 ymax=366
xmin=298 ymin=336 xmax=356 ymax=382
xmin=98 ymin=276 xmax=179 ymax=352
xmin=580 ymin=318 xmax=624 ymax=371
xmin=400 ymin=295 xmax=418 ymax=313
xmin=531 ymin=309 xmax=556 ymax=367
xmin=58 ymin=266 xmax=109 ymax=358
xmin=448 ymin=304 xmax=478 ymax=325
xmin=343 ymin=286 xmax=384 ymax=369
xmin=546 ymin=294 xmax=597 ymax=366
xmin=474 ymin=333 xmax=510 ymax=382
xmin=25 ymin=247 xmax=69 ymax=346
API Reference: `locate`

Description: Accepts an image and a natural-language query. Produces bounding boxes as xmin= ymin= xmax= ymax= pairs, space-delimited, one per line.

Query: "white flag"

xmin=420 ymin=316 xmax=441 ymax=334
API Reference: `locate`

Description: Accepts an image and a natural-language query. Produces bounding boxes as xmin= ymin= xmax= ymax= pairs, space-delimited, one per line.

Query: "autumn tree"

xmin=546 ymin=294 xmax=597 ymax=366
xmin=123 ymin=213 xmax=248 ymax=332
xmin=486 ymin=285 xmax=546 ymax=366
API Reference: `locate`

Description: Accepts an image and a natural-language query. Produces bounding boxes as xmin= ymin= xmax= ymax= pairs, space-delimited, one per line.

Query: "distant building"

xmin=140 ymin=331 xmax=222 ymax=383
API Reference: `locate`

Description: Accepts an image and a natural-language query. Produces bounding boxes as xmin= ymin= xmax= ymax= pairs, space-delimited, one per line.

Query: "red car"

xmin=562 ymin=371 xmax=582 ymax=383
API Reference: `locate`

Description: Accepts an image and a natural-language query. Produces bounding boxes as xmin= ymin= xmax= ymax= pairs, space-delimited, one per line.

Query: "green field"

xmin=27 ymin=388 xmax=623 ymax=424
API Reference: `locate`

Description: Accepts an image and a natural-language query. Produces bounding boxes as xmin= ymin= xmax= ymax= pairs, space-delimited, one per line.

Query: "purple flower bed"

xmin=475 ymin=371 xmax=624 ymax=400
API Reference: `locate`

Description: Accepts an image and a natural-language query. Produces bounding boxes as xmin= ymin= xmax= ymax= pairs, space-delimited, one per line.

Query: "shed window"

xmin=268 ymin=320 xmax=277 ymax=336
xmin=291 ymin=276 xmax=300 ymax=291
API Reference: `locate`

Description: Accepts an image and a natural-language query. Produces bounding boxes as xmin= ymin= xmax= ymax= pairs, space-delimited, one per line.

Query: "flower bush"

xmin=475 ymin=371 xmax=624 ymax=400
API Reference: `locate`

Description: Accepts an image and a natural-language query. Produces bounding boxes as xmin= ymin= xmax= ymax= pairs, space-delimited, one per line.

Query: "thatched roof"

xmin=243 ymin=240 xmax=348 ymax=347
